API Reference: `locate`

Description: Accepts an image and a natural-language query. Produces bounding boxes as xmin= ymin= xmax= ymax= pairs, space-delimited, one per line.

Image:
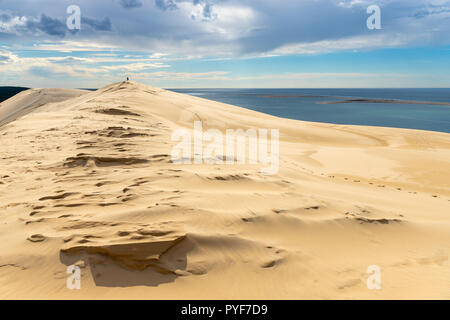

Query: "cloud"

xmin=0 ymin=13 xmax=27 ymax=34
xmin=337 ymin=0 xmax=371 ymax=9
xmin=133 ymin=70 xmax=229 ymax=80
xmin=28 ymin=65 xmax=69 ymax=77
xmin=0 ymin=50 xmax=14 ymax=64
xmin=81 ymin=16 xmax=112 ymax=31
xmin=154 ymin=0 xmax=219 ymax=21
xmin=271 ymin=34 xmax=410 ymax=55
xmin=413 ymin=4 xmax=450 ymax=18
xmin=0 ymin=54 xmax=101 ymax=78
xmin=29 ymin=41 xmax=122 ymax=52
xmin=190 ymin=0 xmax=218 ymax=21
xmin=0 ymin=56 xmax=10 ymax=64
xmin=27 ymin=14 xmax=66 ymax=37
xmin=120 ymin=0 xmax=143 ymax=9
xmin=0 ymin=13 xmax=11 ymax=22
xmin=155 ymin=0 xmax=178 ymax=11
xmin=1 ymin=0 xmax=450 ymax=59
xmin=26 ymin=63 xmax=105 ymax=78
xmin=47 ymin=56 xmax=91 ymax=64
xmin=0 ymin=50 xmax=169 ymax=82
xmin=103 ymin=62 xmax=170 ymax=71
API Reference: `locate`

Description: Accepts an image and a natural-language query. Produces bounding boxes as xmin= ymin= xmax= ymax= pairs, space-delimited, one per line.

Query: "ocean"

xmin=171 ymin=88 xmax=450 ymax=134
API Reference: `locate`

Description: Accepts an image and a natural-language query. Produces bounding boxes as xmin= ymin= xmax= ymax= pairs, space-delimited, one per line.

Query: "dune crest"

xmin=0 ymin=88 xmax=88 ymax=127
xmin=0 ymin=81 xmax=449 ymax=299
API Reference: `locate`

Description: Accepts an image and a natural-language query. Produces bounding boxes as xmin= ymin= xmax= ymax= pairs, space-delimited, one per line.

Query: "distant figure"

xmin=127 ymin=77 xmax=129 ymax=81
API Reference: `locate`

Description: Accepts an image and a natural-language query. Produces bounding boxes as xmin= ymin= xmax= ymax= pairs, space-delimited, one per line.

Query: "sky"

xmin=0 ymin=0 xmax=449 ymax=88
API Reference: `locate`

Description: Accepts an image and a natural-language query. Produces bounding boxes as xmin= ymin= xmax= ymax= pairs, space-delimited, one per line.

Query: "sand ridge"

xmin=0 ymin=81 xmax=449 ymax=299
xmin=0 ymin=88 xmax=88 ymax=127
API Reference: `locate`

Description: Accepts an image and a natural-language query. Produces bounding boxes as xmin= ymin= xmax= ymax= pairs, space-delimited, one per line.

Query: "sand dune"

xmin=0 ymin=88 xmax=87 ymax=127
xmin=0 ymin=81 xmax=448 ymax=299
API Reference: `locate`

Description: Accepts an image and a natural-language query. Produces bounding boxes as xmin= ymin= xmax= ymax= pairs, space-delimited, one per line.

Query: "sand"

xmin=0 ymin=81 xmax=448 ymax=299
xmin=0 ymin=88 xmax=87 ymax=127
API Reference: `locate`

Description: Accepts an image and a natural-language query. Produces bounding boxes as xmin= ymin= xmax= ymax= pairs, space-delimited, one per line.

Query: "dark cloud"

xmin=1 ymin=0 xmax=450 ymax=56
xmin=190 ymin=0 xmax=217 ymax=21
xmin=21 ymin=13 xmax=112 ymax=38
xmin=0 ymin=13 xmax=11 ymax=22
xmin=202 ymin=3 xmax=214 ymax=20
xmin=82 ymin=16 xmax=112 ymax=31
xmin=154 ymin=0 xmax=217 ymax=20
xmin=27 ymin=14 xmax=66 ymax=37
xmin=120 ymin=0 xmax=143 ymax=9
xmin=155 ymin=0 xmax=178 ymax=11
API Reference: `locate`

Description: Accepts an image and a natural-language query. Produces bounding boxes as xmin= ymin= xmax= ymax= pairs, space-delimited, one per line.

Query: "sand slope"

xmin=0 ymin=88 xmax=87 ymax=126
xmin=0 ymin=81 xmax=449 ymax=299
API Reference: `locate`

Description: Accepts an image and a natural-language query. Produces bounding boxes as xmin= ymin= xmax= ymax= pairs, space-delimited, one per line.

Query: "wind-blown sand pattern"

xmin=0 ymin=81 xmax=449 ymax=299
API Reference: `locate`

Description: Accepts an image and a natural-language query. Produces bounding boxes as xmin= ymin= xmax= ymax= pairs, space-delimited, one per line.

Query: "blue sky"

xmin=0 ymin=0 xmax=450 ymax=88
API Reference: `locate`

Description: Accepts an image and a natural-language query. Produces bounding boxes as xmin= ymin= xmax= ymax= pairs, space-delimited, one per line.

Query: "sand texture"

xmin=0 ymin=81 xmax=449 ymax=299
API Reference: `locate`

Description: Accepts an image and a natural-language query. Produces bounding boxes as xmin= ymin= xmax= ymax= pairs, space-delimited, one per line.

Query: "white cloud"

xmin=0 ymin=48 xmax=169 ymax=80
xmin=271 ymin=34 xmax=410 ymax=55
xmin=177 ymin=2 xmax=259 ymax=40
xmin=28 ymin=41 xmax=122 ymax=52
xmin=134 ymin=70 xmax=229 ymax=80
xmin=0 ymin=14 xmax=27 ymax=34
xmin=102 ymin=62 xmax=170 ymax=71
xmin=0 ymin=49 xmax=18 ymax=64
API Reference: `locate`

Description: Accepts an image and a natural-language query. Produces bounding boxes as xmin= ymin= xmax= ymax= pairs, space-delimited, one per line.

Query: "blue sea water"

xmin=171 ymin=88 xmax=450 ymax=134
